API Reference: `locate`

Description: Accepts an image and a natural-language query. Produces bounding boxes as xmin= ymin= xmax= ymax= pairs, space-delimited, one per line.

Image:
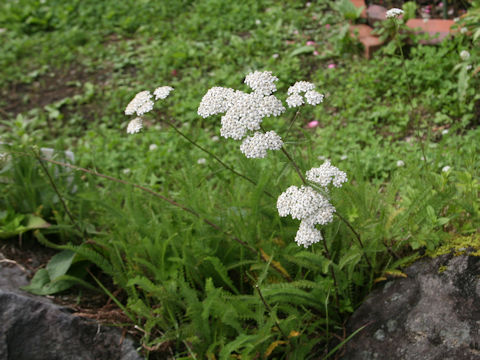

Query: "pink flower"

xmin=313 ymin=50 xmax=319 ymax=56
xmin=325 ymin=24 xmax=331 ymax=29
xmin=306 ymin=40 xmax=315 ymax=46
xmin=327 ymin=63 xmax=336 ymax=69
xmin=307 ymin=120 xmax=319 ymax=128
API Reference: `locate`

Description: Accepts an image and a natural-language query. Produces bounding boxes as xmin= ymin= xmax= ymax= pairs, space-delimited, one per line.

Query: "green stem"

xmin=394 ymin=20 xmax=428 ymax=170
xmin=334 ymin=212 xmax=373 ymax=269
xmin=165 ymin=119 xmax=274 ymax=199
xmin=255 ymin=284 xmax=290 ymax=341
xmin=32 ymin=148 xmax=84 ymax=237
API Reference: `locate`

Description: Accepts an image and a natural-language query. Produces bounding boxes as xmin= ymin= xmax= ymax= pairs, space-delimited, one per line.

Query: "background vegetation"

xmin=1 ymin=0 xmax=479 ymax=358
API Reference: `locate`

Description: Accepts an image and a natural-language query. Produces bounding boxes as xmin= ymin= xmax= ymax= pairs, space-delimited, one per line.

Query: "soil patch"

xmin=0 ymin=65 xmax=109 ymax=119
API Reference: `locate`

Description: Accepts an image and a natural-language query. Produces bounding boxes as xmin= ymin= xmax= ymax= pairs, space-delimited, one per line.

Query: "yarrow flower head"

xmin=286 ymin=93 xmax=304 ymax=108
xmin=305 ymin=91 xmax=324 ymax=106
xmin=286 ymin=81 xmax=324 ymax=108
xmin=277 ymin=185 xmax=335 ymax=222
xmin=125 ymin=91 xmax=154 ymax=116
xmin=278 ymin=162 xmax=347 ymax=247
xmin=295 ymin=221 xmax=323 ymax=247
xmin=306 ymin=160 xmax=347 ymax=189
xmin=287 ymin=81 xmax=316 ymax=95
xmin=198 ymin=71 xmax=287 ymax=158
xmin=126 ymin=117 xmax=143 ymax=134
xmin=460 ymin=50 xmax=470 ymax=61
xmin=277 ymin=185 xmax=336 ymax=247
xmin=197 ymin=87 xmax=237 ymax=118
xmin=154 ymin=86 xmax=174 ymax=100
xmin=239 ymin=131 xmax=283 ymax=158
xmin=244 ymin=71 xmax=279 ymax=96
xmin=386 ymin=8 xmax=404 ymax=19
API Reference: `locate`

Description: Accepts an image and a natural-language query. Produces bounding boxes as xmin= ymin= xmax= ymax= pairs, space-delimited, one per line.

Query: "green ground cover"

xmin=1 ymin=0 xmax=480 ymax=358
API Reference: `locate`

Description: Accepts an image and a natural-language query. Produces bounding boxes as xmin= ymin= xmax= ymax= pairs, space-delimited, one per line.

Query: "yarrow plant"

xmin=386 ymin=8 xmax=404 ymax=19
xmin=124 ymin=86 xmax=174 ymax=133
xmin=123 ymin=71 xmax=357 ymax=252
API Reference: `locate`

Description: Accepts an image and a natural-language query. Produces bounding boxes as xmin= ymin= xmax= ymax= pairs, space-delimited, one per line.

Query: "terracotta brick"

xmin=349 ymin=24 xmax=384 ymax=59
xmin=406 ymin=19 xmax=456 ymax=44
xmin=349 ymin=24 xmax=374 ymax=38
xmin=350 ymin=0 xmax=367 ymax=19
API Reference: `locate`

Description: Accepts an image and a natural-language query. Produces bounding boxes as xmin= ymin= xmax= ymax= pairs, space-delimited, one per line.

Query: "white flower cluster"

xmin=125 ymin=91 xmax=154 ymax=116
xmin=240 ymin=131 xmax=283 ymax=158
xmin=278 ymin=162 xmax=347 ymax=247
xmin=386 ymin=8 xmax=404 ymax=19
xmin=127 ymin=117 xmax=143 ymax=134
xmin=125 ymin=86 xmax=174 ymax=134
xmin=460 ymin=50 xmax=470 ymax=61
xmin=197 ymin=87 xmax=237 ymax=118
xmin=277 ymin=185 xmax=335 ymax=247
xmin=198 ymin=71 xmax=286 ymax=158
xmin=244 ymin=71 xmax=278 ymax=96
xmin=154 ymin=86 xmax=174 ymax=100
xmin=286 ymin=81 xmax=324 ymax=108
xmin=306 ymin=160 xmax=347 ymax=188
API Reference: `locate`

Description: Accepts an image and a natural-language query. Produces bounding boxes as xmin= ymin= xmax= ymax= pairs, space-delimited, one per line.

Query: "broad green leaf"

xmin=46 ymin=250 xmax=76 ymax=281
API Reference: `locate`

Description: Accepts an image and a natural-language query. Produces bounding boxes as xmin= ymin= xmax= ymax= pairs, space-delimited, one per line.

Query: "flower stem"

xmin=165 ymin=119 xmax=275 ymax=199
xmin=255 ymin=284 xmax=290 ymax=341
xmin=334 ymin=212 xmax=373 ymax=269
xmin=393 ymin=20 xmax=428 ymax=170
xmin=320 ymin=232 xmax=341 ymax=311
xmin=32 ymin=148 xmax=84 ymax=237
xmin=280 ymin=147 xmax=307 ymax=185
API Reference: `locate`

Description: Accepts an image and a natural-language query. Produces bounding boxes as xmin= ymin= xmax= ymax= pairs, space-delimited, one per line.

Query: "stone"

xmin=366 ymin=5 xmax=387 ymax=26
xmin=0 ymin=258 xmax=143 ymax=360
xmin=343 ymin=254 xmax=480 ymax=359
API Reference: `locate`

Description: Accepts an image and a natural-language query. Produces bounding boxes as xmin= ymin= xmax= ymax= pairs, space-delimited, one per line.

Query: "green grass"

xmin=1 ymin=0 xmax=480 ymax=358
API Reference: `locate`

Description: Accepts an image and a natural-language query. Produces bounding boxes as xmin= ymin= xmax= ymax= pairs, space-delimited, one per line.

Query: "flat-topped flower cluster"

xmin=198 ymin=71 xmax=324 ymax=158
xmin=277 ymin=160 xmax=347 ymax=247
xmin=124 ymin=86 xmax=174 ymax=134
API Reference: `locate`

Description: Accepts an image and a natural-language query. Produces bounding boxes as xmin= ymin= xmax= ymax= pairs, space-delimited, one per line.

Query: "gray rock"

xmin=0 ymin=260 xmax=143 ymax=360
xmin=343 ymin=254 xmax=480 ymax=360
xmin=366 ymin=5 xmax=387 ymax=26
